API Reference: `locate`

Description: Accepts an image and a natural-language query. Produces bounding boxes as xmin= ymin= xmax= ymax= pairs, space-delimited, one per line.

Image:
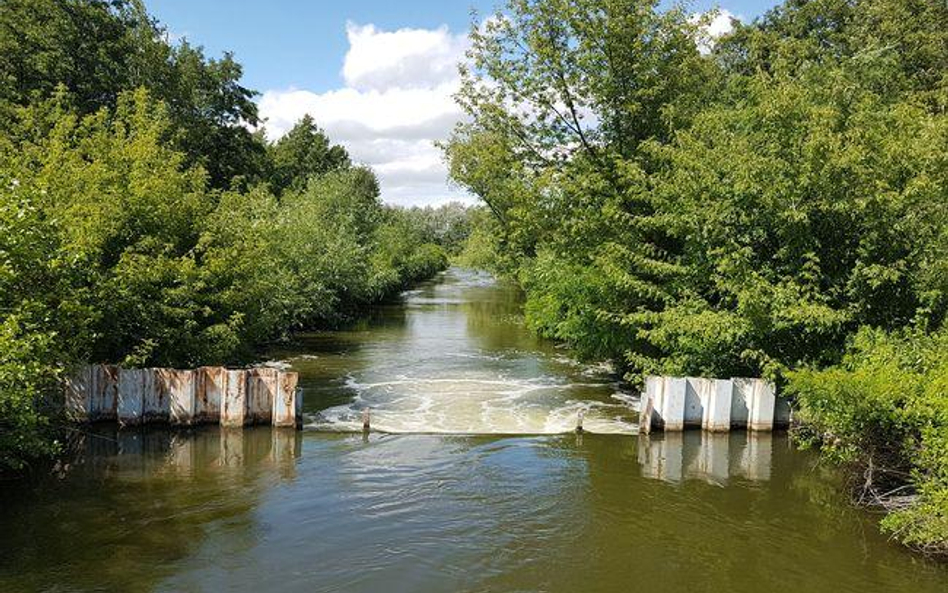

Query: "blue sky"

xmin=147 ymin=0 xmax=783 ymax=205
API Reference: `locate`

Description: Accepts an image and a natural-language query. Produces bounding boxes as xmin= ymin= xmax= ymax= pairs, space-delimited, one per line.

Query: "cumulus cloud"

xmin=259 ymin=22 xmax=472 ymax=207
xmin=343 ymin=23 xmax=469 ymax=92
xmin=691 ymin=9 xmax=741 ymax=54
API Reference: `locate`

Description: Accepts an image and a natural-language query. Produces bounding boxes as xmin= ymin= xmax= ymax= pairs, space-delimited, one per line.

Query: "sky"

xmin=148 ymin=0 xmax=783 ymax=206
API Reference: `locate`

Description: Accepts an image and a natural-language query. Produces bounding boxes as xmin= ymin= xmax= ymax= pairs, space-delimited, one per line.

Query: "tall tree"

xmin=0 ymin=0 xmax=264 ymax=188
xmin=267 ymin=115 xmax=351 ymax=194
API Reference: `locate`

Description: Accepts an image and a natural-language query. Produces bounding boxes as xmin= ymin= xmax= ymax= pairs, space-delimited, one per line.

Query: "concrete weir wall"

xmin=65 ymin=365 xmax=302 ymax=429
xmin=640 ymin=376 xmax=790 ymax=433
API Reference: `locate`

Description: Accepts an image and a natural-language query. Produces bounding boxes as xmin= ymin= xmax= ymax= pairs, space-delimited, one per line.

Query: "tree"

xmin=447 ymin=0 xmax=716 ymax=372
xmin=0 ymin=0 xmax=264 ymax=189
xmin=267 ymin=115 xmax=351 ymax=195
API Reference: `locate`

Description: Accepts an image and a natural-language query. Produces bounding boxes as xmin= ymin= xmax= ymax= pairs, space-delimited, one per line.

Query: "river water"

xmin=1 ymin=268 xmax=946 ymax=592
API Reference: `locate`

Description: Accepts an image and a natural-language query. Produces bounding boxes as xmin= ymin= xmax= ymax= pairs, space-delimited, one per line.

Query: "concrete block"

xmin=703 ymin=379 xmax=733 ymax=432
xmin=92 ymin=365 xmax=118 ymax=421
xmin=64 ymin=365 xmax=94 ymax=422
xmin=116 ymin=368 xmax=145 ymax=427
xmin=747 ymin=379 xmax=776 ymax=431
xmin=661 ymin=378 xmax=686 ymax=431
xmin=247 ymin=368 xmax=277 ymax=425
xmin=168 ymin=369 xmax=197 ymax=426
xmin=143 ymin=369 xmax=170 ymax=424
xmin=639 ymin=376 xmax=664 ymax=434
xmin=221 ymin=369 xmax=249 ymax=427
xmin=272 ymin=371 xmax=299 ymax=427
xmin=196 ymin=366 xmax=225 ymax=424
xmin=684 ymin=378 xmax=713 ymax=427
xmin=730 ymin=378 xmax=752 ymax=428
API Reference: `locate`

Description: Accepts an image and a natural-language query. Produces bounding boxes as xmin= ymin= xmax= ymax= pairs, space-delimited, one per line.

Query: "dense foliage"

xmin=447 ymin=0 xmax=948 ymax=552
xmin=0 ymin=1 xmax=451 ymax=472
xmin=788 ymin=328 xmax=948 ymax=554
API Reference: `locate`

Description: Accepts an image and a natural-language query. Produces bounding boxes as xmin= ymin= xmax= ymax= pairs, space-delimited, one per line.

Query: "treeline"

xmin=447 ymin=0 xmax=948 ymax=552
xmin=0 ymin=0 xmax=454 ymax=471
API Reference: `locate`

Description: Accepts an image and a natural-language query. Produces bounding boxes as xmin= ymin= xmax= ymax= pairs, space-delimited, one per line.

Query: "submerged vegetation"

xmin=0 ymin=0 xmax=461 ymax=472
xmin=447 ymin=0 xmax=948 ymax=553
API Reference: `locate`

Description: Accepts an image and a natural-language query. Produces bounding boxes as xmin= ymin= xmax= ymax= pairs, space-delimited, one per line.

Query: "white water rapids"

xmin=276 ymin=268 xmax=640 ymax=435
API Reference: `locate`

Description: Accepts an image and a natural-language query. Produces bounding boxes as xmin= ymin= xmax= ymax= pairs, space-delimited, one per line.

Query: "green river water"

xmin=1 ymin=267 xmax=946 ymax=592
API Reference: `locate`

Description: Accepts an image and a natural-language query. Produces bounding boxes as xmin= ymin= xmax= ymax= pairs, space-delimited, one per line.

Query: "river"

xmin=1 ymin=267 xmax=946 ymax=592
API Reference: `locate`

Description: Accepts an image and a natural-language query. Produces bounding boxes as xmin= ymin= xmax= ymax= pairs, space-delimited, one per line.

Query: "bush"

xmin=787 ymin=327 xmax=948 ymax=554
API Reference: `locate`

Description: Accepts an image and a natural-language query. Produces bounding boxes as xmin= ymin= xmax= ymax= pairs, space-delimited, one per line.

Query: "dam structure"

xmin=64 ymin=364 xmax=302 ymax=429
xmin=639 ymin=376 xmax=791 ymax=433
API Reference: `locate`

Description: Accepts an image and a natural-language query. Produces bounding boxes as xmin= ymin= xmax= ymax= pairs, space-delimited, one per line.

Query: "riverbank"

xmin=787 ymin=328 xmax=948 ymax=557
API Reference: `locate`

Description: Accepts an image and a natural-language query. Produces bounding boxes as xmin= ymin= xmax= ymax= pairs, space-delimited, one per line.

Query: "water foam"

xmin=306 ymin=374 xmax=639 ymax=435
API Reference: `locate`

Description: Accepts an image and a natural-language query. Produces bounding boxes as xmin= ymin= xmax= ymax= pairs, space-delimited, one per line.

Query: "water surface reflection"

xmin=638 ymin=431 xmax=774 ymax=485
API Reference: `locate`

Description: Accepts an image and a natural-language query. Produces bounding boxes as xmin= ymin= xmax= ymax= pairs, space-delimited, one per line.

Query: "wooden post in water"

xmin=362 ymin=407 xmax=371 ymax=432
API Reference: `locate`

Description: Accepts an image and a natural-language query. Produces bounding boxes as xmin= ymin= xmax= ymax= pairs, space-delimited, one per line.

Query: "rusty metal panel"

xmin=168 ymin=369 xmax=197 ymax=426
xmin=92 ymin=365 xmax=119 ymax=422
xmin=116 ymin=368 xmax=145 ymax=427
xmin=196 ymin=366 xmax=225 ymax=424
xmin=272 ymin=371 xmax=299 ymax=427
xmin=64 ymin=365 xmax=94 ymax=422
xmin=143 ymin=368 xmax=170 ymax=424
xmin=221 ymin=369 xmax=249 ymax=427
xmin=247 ymin=368 xmax=277 ymax=425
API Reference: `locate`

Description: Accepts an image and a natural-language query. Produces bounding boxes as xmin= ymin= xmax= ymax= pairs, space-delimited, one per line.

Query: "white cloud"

xmin=258 ymin=22 xmax=473 ymax=207
xmin=707 ymin=9 xmax=739 ymax=37
xmin=691 ymin=9 xmax=741 ymax=54
xmin=343 ymin=23 xmax=469 ymax=92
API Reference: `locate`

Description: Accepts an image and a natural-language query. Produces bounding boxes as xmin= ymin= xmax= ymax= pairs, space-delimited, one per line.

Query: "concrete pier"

xmin=641 ymin=376 xmax=787 ymax=433
xmin=65 ymin=364 xmax=302 ymax=430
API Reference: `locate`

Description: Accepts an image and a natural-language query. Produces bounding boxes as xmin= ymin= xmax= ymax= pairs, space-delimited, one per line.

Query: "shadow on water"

xmin=0 ymin=426 xmax=301 ymax=593
xmin=1 ymin=428 xmax=947 ymax=592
